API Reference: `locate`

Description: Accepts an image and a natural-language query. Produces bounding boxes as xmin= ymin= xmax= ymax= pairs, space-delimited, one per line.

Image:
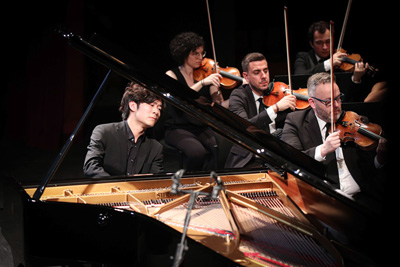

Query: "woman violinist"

xmin=164 ymin=32 xmax=223 ymax=171
xmin=166 ymin=32 xmax=227 ymax=107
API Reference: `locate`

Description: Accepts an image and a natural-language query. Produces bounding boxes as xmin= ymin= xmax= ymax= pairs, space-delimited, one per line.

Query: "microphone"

xmin=171 ymin=169 xmax=185 ymax=194
xmin=210 ymin=171 xmax=223 ymax=199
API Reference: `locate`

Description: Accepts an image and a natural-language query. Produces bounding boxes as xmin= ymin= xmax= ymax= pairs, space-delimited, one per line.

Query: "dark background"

xmin=1 ymin=0 xmax=394 ymax=182
xmin=0 ymin=1 xmax=396 ymax=265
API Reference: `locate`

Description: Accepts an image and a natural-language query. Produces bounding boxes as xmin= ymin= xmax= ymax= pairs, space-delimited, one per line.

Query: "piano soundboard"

xmin=25 ymin=172 xmax=343 ymax=266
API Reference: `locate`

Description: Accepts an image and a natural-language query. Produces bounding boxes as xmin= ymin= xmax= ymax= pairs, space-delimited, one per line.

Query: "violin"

xmin=193 ymin=58 xmax=243 ymax=89
xmin=268 ymin=8 xmax=309 ymax=110
xmin=330 ymin=111 xmax=385 ymax=150
xmin=335 ymin=48 xmax=378 ymax=76
xmin=263 ymin=82 xmax=310 ymax=110
xmin=328 ymin=17 xmax=385 ymax=152
xmin=335 ymin=0 xmax=378 ymax=76
xmin=338 ymin=50 xmax=361 ymax=73
xmin=338 ymin=50 xmax=378 ymax=77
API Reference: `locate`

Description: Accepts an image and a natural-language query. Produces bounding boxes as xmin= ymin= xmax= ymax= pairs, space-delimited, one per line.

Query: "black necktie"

xmin=324 ymin=123 xmax=330 ymax=138
xmin=324 ymin=123 xmax=340 ymax=188
xmin=257 ymin=98 xmax=264 ymax=114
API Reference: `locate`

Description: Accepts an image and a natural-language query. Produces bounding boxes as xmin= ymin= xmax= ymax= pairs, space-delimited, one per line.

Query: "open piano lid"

xmin=33 ymin=30 xmax=379 ymax=238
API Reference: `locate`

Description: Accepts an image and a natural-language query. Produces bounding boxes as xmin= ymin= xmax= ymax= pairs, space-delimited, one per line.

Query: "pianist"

xmin=83 ymin=82 xmax=164 ymax=177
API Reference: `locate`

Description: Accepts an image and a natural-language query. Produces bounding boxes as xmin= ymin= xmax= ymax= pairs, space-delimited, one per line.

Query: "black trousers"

xmin=165 ymin=126 xmax=217 ymax=171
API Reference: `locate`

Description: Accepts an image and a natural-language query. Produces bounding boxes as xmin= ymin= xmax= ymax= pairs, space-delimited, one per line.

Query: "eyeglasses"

xmin=190 ymin=50 xmax=206 ymax=58
xmin=311 ymin=93 xmax=344 ymax=107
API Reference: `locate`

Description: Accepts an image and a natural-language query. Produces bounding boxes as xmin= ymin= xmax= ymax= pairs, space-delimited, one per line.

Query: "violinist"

xmin=164 ymin=32 xmax=224 ymax=171
xmin=294 ymin=21 xmax=378 ymax=102
xmin=282 ymin=72 xmax=386 ymax=208
xmin=166 ymin=32 xmax=226 ymax=106
xmin=294 ymin=21 xmax=369 ymax=78
xmin=225 ymin=52 xmax=296 ymax=169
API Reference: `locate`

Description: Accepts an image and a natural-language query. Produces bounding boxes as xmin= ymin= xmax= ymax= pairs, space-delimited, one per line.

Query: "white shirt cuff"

xmin=315 ymin=144 xmax=326 ymax=162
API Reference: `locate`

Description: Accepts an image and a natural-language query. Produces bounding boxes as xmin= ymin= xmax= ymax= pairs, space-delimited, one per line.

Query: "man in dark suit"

xmin=293 ymin=21 xmax=380 ymax=102
xmin=84 ymin=82 xmax=163 ymax=177
xmin=282 ymin=72 xmax=386 ymax=206
xmin=225 ymin=52 xmax=296 ymax=168
xmin=294 ymin=21 xmax=348 ymax=75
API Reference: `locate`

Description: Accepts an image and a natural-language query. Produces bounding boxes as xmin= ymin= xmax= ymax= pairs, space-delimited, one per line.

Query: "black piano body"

xmin=2 ymin=173 xmax=241 ymax=266
xmin=0 ymin=31 xmax=390 ymax=266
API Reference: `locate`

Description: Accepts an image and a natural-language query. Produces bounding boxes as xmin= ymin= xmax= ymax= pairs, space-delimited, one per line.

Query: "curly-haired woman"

xmin=164 ymin=32 xmax=225 ymax=171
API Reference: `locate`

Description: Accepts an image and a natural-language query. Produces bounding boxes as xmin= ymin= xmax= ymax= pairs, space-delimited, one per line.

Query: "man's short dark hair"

xmin=241 ymin=52 xmax=266 ymax=73
xmin=119 ymin=82 xmax=163 ymax=120
xmin=308 ymin=21 xmax=330 ymax=43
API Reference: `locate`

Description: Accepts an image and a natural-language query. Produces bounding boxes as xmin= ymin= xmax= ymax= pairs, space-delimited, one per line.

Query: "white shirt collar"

xmin=314 ymin=112 xmax=328 ymax=132
xmin=251 ymin=90 xmax=263 ymax=102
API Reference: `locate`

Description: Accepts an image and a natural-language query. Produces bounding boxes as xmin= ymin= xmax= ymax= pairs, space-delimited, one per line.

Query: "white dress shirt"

xmin=314 ymin=115 xmax=361 ymax=198
xmin=252 ymin=91 xmax=277 ymax=133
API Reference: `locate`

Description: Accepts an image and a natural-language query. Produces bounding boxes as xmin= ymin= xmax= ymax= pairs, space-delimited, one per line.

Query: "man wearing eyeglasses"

xmin=282 ymin=72 xmax=386 ymax=208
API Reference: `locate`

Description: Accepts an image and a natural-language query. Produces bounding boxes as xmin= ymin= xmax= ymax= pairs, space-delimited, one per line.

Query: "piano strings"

xmin=27 ymin=172 xmax=343 ymax=266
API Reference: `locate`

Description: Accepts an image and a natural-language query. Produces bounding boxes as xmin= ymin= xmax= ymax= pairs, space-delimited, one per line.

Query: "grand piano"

xmin=0 ymin=31 xmax=390 ymax=266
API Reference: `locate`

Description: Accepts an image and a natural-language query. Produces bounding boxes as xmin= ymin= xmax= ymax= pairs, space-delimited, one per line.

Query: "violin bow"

xmin=330 ymin=21 xmax=335 ymax=131
xmin=337 ymin=0 xmax=352 ymax=52
xmin=205 ymin=0 xmax=218 ymax=73
xmin=283 ymin=6 xmax=293 ymax=94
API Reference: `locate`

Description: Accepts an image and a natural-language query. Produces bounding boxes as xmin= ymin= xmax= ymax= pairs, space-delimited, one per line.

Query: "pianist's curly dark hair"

xmin=169 ymin=32 xmax=205 ymax=65
xmin=119 ymin=82 xmax=163 ymax=120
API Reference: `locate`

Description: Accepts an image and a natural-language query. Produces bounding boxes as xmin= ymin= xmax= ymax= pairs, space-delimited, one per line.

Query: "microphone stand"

xmin=171 ymin=170 xmax=224 ymax=267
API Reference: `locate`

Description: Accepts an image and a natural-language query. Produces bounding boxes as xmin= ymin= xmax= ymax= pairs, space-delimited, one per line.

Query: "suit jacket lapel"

xmin=244 ymin=85 xmax=257 ymax=117
xmin=306 ymin=110 xmax=340 ymax=187
xmin=309 ymin=49 xmax=320 ymax=66
xmin=116 ymin=121 xmax=128 ymax=173
xmin=305 ymin=109 xmax=323 ymax=147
